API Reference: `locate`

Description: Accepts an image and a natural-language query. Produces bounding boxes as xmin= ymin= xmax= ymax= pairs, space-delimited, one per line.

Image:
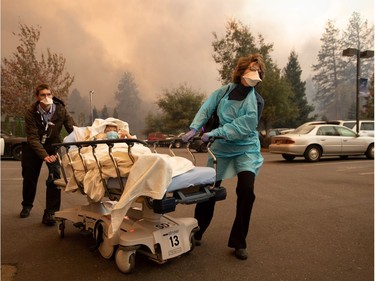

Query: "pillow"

xmin=90 ymin=118 xmax=130 ymax=139
xmin=73 ymin=126 xmax=91 ymax=141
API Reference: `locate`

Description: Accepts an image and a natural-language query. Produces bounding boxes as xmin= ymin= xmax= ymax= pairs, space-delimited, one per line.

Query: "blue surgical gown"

xmin=189 ymin=83 xmax=263 ymax=180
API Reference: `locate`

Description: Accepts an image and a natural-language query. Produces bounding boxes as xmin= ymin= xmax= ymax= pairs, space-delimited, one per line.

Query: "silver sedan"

xmin=269 ymin=124 xmax=374 ymax=162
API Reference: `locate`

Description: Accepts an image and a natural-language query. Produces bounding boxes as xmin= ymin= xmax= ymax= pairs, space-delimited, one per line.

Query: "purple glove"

xmin=201 ymin=133 xmax=211 ymax=142
xmin=182 ymin=129 xmax=196 ymax=142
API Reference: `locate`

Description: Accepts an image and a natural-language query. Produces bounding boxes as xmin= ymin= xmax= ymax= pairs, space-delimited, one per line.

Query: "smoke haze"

xmin=2 ymin=0 xmax=373 ymax=108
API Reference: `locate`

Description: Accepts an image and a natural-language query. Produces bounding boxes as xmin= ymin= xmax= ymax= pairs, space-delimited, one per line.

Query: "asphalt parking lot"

xmin=1 ymin=150 xmax=374 ymax=281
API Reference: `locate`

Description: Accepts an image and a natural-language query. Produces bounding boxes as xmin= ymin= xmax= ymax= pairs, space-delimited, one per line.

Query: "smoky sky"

xmin=1 ymin=0 xmax=373 ymax=108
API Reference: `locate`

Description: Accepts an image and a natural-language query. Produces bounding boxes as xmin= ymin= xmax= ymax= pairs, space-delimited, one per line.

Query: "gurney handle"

xmin=207 ymin=136 xmax=225 ymax=167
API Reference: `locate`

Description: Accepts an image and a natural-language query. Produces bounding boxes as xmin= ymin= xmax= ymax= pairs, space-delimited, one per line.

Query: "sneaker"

xmin=234 ymin=248 xmax=248 ymax=260
xmin=42 ymin=212 xmax=56 ymax=226
xmin=20 ymin=207 xmax=31 ymax=218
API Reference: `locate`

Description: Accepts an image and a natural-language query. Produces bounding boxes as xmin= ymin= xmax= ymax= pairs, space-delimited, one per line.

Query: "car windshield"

xmin=343 ymin=122 xmax=355 ymax=129
xmin=292 ymin=125 xmax=315 ymax=134
xmin=337 ymin=126 xmax=357 ymax=137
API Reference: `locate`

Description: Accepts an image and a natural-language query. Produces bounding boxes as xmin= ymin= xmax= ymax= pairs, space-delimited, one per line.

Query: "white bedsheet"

xmin=62 ymin=120 xmax=197 ymax=238
xmin=61 ymin=141 xmax=195 ymax=238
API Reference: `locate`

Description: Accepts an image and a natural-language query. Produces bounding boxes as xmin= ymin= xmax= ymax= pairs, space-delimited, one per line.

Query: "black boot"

xmin=42 ymin=211 xmax=56 ymax=226
xmin=20 ymin=207 xmax=31 ymax=218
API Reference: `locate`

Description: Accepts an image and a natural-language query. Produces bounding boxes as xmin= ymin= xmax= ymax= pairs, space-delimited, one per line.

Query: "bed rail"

xmin=53 ymin=139 xmax=148 ymax=200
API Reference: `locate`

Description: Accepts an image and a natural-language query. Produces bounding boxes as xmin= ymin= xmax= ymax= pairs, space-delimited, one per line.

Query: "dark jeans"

xmin=21 ymin=143 xmax=61 ymax=214
xmin=194 ymin=171 xmax=256 ymax=249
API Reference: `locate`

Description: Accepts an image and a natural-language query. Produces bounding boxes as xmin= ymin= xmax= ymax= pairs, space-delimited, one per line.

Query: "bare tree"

xmin=1 ymin=23 xmax=74 ymax=118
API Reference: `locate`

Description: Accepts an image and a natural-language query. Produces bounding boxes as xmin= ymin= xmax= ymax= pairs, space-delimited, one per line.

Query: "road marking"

xmin=300 ymin=160 xmax=373 ymax=167
xmin=337 ymin=166 xmax=371 ymax=172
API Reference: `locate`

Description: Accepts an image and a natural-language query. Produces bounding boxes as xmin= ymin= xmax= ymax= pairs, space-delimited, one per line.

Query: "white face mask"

xmin=242 ymin=71 xmax=262 ymax=87
xmin=41 ymin=97 xmax=53 ymax=105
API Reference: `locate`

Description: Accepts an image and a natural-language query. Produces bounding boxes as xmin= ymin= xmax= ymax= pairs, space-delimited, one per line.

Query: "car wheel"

xmin=282 ymin=154 xmax=295 ymax=161
xmin=12 ymin=145 xmax=22 ymax=161
xmin=304 ymin=145 xmax=321 ymax=162
xmin=365 ymin=143 xmax=374 ymax=159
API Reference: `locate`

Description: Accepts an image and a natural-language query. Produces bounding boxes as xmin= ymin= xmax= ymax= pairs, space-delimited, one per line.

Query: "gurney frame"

xmin=52 ymin=138 xmax=225 ymax=273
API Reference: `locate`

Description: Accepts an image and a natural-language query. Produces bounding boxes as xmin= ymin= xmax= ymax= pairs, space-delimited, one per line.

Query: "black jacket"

xmin=24 ymin=97 xmax=76 ymax=160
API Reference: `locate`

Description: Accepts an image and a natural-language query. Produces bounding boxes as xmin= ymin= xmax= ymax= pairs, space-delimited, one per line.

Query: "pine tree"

xmin=93 ymin=107 xmax=99 ymax=121
xmin=312 ymin=20 xmax=343 ymax=119
xmin=341 ymin=12 xmax=374 ymax=119
xmin=361 ymin=77 xmax=374 ymax=119
xmin=312 ymin=13 xmax=373 ymax=120
xmin=283 ymin=51 xmax=315 ymax=127
xmin=101 ymin=105 xmax=109 ymax=119
xmin=67 ymin=88 xmax=90 ymax=126
xmin=341 ymin=12 xmax=374 ymax=75
xmin=112 ymin=108 xmax=119 ymax=118
xmin=114 ymin=72 xmax=142 ymax=134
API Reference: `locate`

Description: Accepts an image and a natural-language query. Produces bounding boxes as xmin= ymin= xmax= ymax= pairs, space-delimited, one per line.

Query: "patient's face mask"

xmin=106 ymin=131 xmax=119 ymax=139
xmin=242 ymin=67 xmax=262 ymax=87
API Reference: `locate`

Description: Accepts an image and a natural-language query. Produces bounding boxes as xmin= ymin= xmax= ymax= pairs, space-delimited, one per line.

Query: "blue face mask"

xmin=106 ymin=131 xmax=119 ymax=139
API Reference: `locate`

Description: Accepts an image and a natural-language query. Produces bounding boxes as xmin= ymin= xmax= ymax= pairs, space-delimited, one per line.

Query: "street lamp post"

xmin=89 ymin=90 xmax=94 ymax=124
xmin=342 ymin=48 xmax=374 ymax=134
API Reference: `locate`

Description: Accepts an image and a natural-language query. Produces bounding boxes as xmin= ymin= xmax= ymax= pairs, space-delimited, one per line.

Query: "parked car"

xmin=146 ymin=132 xmax=171 ymax=147
xmin=171 ymin=133 xmax=187 ymax=149
xmin=259 ymin=128 xmax=294 ymax=148
xmin=0 ymin=131 xmax=26 ymax=161
xmin=333 ymin=120 xmax=374 ymax=137
xmin=269 ymin=124 xmax=374 ymax=162
xmin=147 ymin=132 xmax=167 ymax=141
xmin=268 ymin=128 xmax=294 ymax=137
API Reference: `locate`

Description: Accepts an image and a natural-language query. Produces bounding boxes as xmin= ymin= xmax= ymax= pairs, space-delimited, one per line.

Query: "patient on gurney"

xmin=61 ymin=118 xmax=212 ymax=237
xmin=93 ymin=124 xmax=135 ymax=140
xmin=62 ymin=118 xmax=195 ymax=200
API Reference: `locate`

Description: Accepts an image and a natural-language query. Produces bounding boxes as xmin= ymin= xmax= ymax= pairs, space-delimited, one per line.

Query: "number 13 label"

xmin=161 ymin=229 xmax=182 ymax=257
xmin=169 ymin=235 xmax=180 ymax=247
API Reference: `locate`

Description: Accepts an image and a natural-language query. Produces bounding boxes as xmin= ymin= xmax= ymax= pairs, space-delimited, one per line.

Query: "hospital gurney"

xmin=52 ymin=137 xmax=226 ymax=273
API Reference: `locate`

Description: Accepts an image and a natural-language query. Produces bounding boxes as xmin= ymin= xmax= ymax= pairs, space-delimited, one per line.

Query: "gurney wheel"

xmin=115 ymin=248 xmax=136 ymax=274
xmin=188 ymin=231 xmax=195 ymax=252
xmin=98 ymin=239 xmax=114 ymax=259
xmin=94 ymin=221 xmax=114 ymax=259
xmin=57 ymin=219 xmax=65 ymax=238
